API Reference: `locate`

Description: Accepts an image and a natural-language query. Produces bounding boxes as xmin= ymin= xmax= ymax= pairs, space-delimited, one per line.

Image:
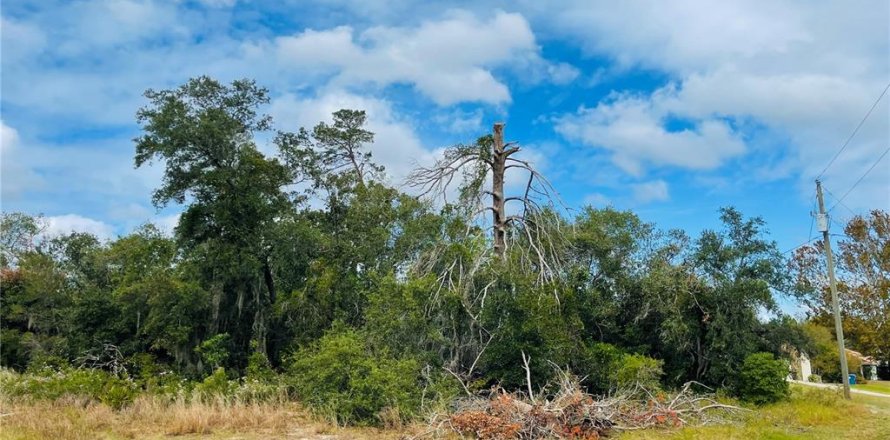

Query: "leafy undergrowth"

xmin=618 ymin=386 xmax=890 ymax=440
xmin=0 ymin=396 xmax=418 ymax=440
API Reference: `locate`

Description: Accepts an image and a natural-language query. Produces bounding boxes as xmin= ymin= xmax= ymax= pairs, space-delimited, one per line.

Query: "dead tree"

xmin=406 ymin=123 xmax=570 ymax=384
xmin=408 ymin=122 xmax=569 ymax=286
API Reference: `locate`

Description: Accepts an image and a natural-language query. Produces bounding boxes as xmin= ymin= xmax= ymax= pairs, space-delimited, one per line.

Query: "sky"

xmin=1 ymin=0 xmax=889 ymax=276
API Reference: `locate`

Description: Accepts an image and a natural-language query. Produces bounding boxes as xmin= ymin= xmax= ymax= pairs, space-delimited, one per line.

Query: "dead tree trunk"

xmin=492 ymin=123 xmax=507 ymax=258
xmin=407 ymin=120 xmax=566 ymax=284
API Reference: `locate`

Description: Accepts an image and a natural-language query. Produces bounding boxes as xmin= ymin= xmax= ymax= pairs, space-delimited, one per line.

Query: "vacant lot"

xmin=2 ymin=386 xmax=887 ymax=440
xmin=619 ymin=386 xmax=890 ymax=440
xmin=0 ymin=398 xmax=416 ymax=440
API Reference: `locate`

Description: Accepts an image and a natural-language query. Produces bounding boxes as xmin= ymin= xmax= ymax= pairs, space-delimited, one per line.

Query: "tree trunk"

xmin=262 ymin=261 xmax=276 ymax=306
xmin=492 ymin=123 xmax=507 ymax=258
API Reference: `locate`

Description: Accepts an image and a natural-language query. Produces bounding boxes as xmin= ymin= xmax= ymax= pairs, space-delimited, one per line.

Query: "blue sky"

xmin=2 ymin=0 xmax=889 ymax=281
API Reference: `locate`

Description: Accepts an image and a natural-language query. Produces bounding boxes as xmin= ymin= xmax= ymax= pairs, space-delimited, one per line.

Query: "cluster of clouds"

xmin=1 ymin=0 xmax=887 ymax=238
xmin=543 ymin=0 xmax=888 ymax=206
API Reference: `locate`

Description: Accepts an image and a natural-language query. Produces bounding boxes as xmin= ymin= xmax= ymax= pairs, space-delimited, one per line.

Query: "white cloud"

xmin=555 ymin=94 xmax=746 ymax=176
xmin=543 ymin=0 xmax=889 ymax=209
xmin=433 ymin=109 xmax=485 ymax=134
xmin=271 ymin=10 xmax=571 ymax=105
xmin=0 ymin=16 xmax=47 ymax=63
xmin=539 ymin=0 xmax=811 ymax=74
xmin=631 ymin=180 xmax=669 ymax=204
xmin=45 ymin=214 xmax=115 ymax=240
xmin=1 ymin=121 xmax=46 ymax=200
xmin=152 ymin=212 xmax=181 ymax=236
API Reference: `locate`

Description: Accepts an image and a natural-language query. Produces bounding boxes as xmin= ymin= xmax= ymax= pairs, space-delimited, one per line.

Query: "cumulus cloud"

xmin=271 ymin=10 xmax=573 ymax=105
xmin=556 ymin=94 xmax=746 ymax=176
xmin=44 ymin=214 xmax=115 ymax=240
xmin=543 ymin=0 xmax=889 ymax=209
xmin=1 ymin=121 xmax=46 ymax=200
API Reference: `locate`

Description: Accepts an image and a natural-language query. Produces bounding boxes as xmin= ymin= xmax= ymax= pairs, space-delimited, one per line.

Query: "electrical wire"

xmin=823 ymin=185 xmax=858 ymax=219
xmin=828 ymin=145 xmax=890 ymax=212
xmin=816 ymin=81 xmax=890 ymax=179
xmin=782 ymin=236 xmax=819 ymax=254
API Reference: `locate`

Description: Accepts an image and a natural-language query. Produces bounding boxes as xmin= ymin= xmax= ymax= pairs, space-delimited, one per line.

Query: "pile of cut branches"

xmin=422 ymin=370 xmax=747 ymax=439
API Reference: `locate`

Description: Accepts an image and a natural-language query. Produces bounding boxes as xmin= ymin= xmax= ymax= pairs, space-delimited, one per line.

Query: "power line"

xmin=816 ymin=80 xmax=890 ymax=179
xmin=829 ymin=145 xmax=890 ymax=212
xmin=822 ymin=185 xmax=857 ymax=218
xmin=782 ymin=236 xmax=819 ymax=254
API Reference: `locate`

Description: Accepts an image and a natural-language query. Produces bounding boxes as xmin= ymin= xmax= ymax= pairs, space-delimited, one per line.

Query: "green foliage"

xmin=579 ymin=344 xmax=664 ymax=393
xmin=804 ymin=322 xmax=862 ymax=383
xmin=195 ymin=334 xmax=231 ymax=370
xmin=287 ymin=325 xmax=421 ymax=426
xmin=612 ymin=353 xmax=664 ymax=390
xmin=481 ymin=279 xmax=585 ymax=390
xmin=582 ymin=343 xmax=626 ymax=393
xmin=1 ymin=367 xmax=137 ymax=409
xmin=245 ymin=349 xmax=275 ymax=381
xmin=3 ymin=75 xmax=848 ymax=427
xmin=737 ymin=352 xmax=790 ymax=405
xmin=195 ymin=367 xmax=235 ymax=399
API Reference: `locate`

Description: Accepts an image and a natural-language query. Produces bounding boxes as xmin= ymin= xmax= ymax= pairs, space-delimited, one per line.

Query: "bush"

xmin=581 ymin=344 xmax=664 ymax=393
xmin=808 ymin=374 xmax=822 ymax=383
xmin=195 ymin=333 xmax=231 ymax=371
xmin=612 ymin=353 xmax=664 ymax=390
xmin=195 ymin=367 xmax=235 ymax=399
xmin=287 ymin=325 xmax=421 ymax=426
xmin=737 ymin=352 xmax=789 ymax=405
xmin=0 ymin=367 xmax=138 ymax=409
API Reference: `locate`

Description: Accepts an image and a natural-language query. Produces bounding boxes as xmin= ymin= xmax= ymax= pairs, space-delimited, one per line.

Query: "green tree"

xmin=790 ymin=210 xmax=890 ymax=362
xmin=135 ymin=76 xmax=291 ymax=364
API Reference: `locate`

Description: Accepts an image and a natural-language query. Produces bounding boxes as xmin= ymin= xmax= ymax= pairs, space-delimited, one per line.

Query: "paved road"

xmin=790 ymin=380 xmax=890 ymax=398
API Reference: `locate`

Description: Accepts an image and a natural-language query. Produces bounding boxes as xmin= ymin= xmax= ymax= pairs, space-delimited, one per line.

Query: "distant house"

xmin=847 ymin=349 xmax=879 ymax=381
xmin=788 ymin=349 xmax=813 ymax=381
xmin=786 ymin=347 xmax=880 ymax=382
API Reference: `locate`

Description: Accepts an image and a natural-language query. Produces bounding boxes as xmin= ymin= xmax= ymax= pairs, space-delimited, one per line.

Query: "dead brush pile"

xmin=430 ymin=371 xmax=746 ymax=439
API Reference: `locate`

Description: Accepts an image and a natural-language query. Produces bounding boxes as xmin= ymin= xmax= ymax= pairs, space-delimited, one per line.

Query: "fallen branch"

xmin=444 ymin=375 xmax=748 ymax=439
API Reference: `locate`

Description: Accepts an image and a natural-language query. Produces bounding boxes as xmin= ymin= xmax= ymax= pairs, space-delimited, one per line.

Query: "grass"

xmin=2 ymin=385 xmax=887 ymax=439
xmin=0 ymin=396 xmax=418 ymax=440
xmin=618 ymin=385 xmax=890 ymax=440
xmin=853 ymin=380 xmax=890 ymax=395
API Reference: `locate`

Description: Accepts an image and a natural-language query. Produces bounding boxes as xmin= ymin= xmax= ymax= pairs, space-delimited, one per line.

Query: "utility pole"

xmin=815 ymin=180 xmax=851 ymax=399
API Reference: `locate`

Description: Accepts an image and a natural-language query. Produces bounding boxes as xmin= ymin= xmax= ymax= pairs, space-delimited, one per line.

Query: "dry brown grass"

xmin=0 ymin=395 xmax=416 ymax=440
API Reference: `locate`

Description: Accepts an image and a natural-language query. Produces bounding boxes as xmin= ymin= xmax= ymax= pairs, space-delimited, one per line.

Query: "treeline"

xmin=1 ymin=77 xmax=886 ymax=424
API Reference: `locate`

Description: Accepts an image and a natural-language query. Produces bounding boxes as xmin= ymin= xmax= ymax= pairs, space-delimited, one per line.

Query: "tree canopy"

xmin=2 ymin=77 xmax=869 ymax=411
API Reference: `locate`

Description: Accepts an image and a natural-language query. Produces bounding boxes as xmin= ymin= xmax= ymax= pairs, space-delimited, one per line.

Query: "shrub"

xmin=808 ymin=374 xmax=822 ymax=383
xmin=0 ymin=367 xmax=137 ymax=409
xmin=287 ymin=325 xmax=421 ymax=426
xmin=195 ymin=333 xmax=231 ymax=371
xmin=195 ymin=367 xmax=235 ymax=399
xmin=581 ymin=344 xmax=665 ymax=393
xmin=582 ymin=342 xmax=624 ymax=393
xmin=245 ymin=351 xmax=275 ymax=382
xmin=737 ymin=352 xmax=789 ymax=405
xmin=612 ymin=353 xmax=664 ymax=390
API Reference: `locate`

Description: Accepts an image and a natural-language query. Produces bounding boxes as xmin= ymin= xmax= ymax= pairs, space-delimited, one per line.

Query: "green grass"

xmin=618 ymin=385 xmax=890 ymax=440
xmin=853 ymin=380 xmax=890 ymax=395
